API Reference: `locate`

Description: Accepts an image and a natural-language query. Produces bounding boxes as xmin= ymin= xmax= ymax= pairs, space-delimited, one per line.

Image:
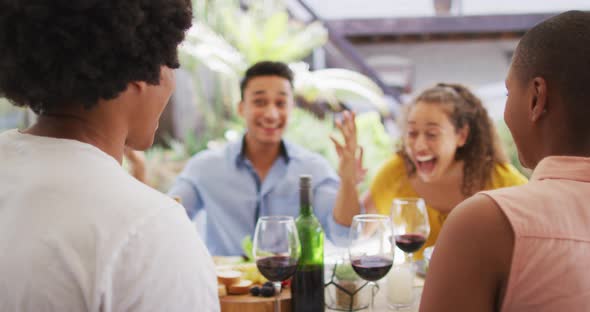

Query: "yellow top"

xmin=369 ymin=154 xmax=528 ymax=259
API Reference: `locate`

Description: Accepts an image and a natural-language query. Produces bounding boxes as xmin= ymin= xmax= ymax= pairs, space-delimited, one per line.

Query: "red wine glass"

xmin=391 ymin=198 xmax=430 ymax=266
xmin=253 ymin=216 xmax=301 ymax=312
xmin=349 ymin=214 xmax=395 ymax=312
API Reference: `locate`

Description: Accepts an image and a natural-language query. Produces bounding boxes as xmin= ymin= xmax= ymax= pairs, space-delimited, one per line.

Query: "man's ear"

xmin=530 ymin=77 xmax=548 ymax=122
xmin=129 ymin=81 xmax=148 ymax=93
xmin=237 ymin=100 xmax=245 ymax=117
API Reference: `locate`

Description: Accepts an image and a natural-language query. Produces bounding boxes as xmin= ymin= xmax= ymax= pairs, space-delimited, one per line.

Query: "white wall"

xmin=355 ymin=38 xmax=519 ymax=120
xmin=302 ymin=0 xmax=590 ymax=19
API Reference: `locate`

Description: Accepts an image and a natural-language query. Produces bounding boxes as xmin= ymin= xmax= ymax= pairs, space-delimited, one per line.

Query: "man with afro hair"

xmin=0 ymin=0 xmax=219 ymax=311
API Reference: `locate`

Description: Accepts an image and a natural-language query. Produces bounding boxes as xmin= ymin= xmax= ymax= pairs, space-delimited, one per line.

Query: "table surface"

xmin=367 ymin=279 xmax=423 ymax=312
xmin=219 ymin=279 xmax=424 ymax=312
xmin=215 ymin=256 xmax=425 ymax=312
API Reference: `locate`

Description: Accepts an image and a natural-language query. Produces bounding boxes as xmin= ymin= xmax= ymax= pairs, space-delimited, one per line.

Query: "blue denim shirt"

xmin=168 ymin=136 xmax=350 ymax=256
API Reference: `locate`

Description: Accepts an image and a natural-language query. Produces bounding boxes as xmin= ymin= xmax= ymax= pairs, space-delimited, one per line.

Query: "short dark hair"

xmin=0 ymin=0 xmax=193 ymax=114
xmin=240 ymin=61 xmax=294 ymax=99
xmin=513 ymin=10 xmax=590 ymax=130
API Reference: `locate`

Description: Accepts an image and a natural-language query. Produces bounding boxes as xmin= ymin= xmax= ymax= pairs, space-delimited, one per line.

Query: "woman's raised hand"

xmin=330 ymin=111 xmax=367 ymax=185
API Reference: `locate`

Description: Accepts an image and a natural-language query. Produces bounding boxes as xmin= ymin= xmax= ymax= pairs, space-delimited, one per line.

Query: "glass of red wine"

xmin=253 ymin=216 xmax=301 ymax=312
xmin=391 ymin=197 xmax=430 ymax=267
xmin=349 ymin=214 xmax=395 ymax=312
xmin=388 ymin=198 xmax=429 ymax=309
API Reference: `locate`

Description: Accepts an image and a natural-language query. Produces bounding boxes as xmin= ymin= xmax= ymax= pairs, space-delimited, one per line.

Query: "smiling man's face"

xmin=239 ymin=75 xmax=294 ymax=146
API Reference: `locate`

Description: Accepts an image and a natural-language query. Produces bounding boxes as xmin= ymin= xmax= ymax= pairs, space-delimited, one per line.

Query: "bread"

xmin=228 ymin=279 xmax=253 ymax=295
xmin=218 ymin=284 xmax=227 ymax=297
xmin=217 ymin=270 xmax=242 ymax=287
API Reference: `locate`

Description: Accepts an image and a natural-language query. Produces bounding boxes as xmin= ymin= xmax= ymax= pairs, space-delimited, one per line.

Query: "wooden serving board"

xmin=220 ymin=288 xmax=291 ymax=312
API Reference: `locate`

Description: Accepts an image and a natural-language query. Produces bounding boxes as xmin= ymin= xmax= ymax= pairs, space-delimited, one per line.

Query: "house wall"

xmin=303 ymin=0 xmax=590 ymax=19
xmin=354 ymin=38 xmax=519 ymax=119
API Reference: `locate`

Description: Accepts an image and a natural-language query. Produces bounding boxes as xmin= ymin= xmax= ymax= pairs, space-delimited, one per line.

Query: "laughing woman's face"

xmin=404 ymin=101 xmax=468 ymax=183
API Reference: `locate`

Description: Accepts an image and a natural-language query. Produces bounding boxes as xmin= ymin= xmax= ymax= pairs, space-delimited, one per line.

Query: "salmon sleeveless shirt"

xmin=481 ymin=156 xmax=590 ymax=312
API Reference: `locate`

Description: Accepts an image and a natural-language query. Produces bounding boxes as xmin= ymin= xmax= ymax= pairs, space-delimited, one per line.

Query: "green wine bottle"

xmin=292 ymin=175 xmax=325 ymax=311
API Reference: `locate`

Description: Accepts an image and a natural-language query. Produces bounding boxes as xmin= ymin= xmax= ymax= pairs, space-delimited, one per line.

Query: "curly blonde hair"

xmin=399 ymin=83 xmax=507 ymax=196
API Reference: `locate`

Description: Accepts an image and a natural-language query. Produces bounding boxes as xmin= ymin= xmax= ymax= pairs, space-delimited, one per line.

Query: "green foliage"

xmin=145 ymin=1 xmax=394 ymax=193
xmin=193 ymin=0 xmax=327 ymax=66
xmin=495 ymin=120 xmax=530 ymax=177
xmin=284 ymin=108 xmax=339 ymax=167
xmin=241 ymin=235 xmax=254 ymax=261
xmin=356 ymin=113 xmax=395 ymax=191
xmin=285 ymin=109 xmax=394 ymax=193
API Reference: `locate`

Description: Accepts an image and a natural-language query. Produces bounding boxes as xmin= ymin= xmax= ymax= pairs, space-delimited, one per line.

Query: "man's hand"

xmin=124 ymin=147 xmax=147 ymax=183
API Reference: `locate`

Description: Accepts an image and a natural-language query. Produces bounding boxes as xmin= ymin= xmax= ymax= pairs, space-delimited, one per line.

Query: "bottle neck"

xmin=299 ymin=186 xmax=312 ymax=216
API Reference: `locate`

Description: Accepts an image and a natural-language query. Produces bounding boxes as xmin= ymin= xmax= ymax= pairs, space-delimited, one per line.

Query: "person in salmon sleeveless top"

xmin=421 ymin=10 xmax=590 ymax=312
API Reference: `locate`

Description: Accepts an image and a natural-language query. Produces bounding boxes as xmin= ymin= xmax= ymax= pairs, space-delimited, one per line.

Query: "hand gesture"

xmin=330 ymin=111 xmax=367 ymax=185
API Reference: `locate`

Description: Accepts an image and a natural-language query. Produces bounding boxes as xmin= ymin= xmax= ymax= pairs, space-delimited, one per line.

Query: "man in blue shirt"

xmin=136 ymin=61 xmax=363 ymax=256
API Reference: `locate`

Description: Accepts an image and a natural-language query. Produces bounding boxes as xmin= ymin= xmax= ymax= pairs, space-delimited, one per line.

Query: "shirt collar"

xmin=232 ymin=134 xmax=298 ymax=168
xmin=531 ymin=156 xmax=590 ymax=183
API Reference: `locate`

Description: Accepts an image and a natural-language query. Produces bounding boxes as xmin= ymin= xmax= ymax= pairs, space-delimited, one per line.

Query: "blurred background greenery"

xmin=0 ymin=0 xmax=528 ymax=194
xmin=136 ymin=0 xmax=396 ymax=192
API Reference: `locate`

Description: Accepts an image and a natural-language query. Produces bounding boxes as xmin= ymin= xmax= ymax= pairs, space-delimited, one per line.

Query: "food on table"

xmin=231 ymin=262 xmax=268 ymax=284
xmin=228 ymin=279 xmax=254 ymax=295
xmin=249 ymin=286 xmax=261 ymax=296
xmin=217 ymin=270 xmax=242 ymax=287
xmin=218 ymin=284 xmax=228 ymax=297
xmin=260 ymin=285 xmax=275 ymax=297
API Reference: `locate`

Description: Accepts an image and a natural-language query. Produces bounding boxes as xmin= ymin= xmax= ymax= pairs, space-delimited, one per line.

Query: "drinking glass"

xmin=349 ymin=214 xmax=395 ymax=312
xmin=388 ymin=198 xmax=430 ymax=310
xmin=391 ymin=198 xmax=430 ymax=264
xmin=253 ymin=216 xmax=301 ymax=312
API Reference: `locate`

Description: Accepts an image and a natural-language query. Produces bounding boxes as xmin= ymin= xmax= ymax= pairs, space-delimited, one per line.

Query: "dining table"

xmin=217 ymin=244 xmax=428 ymax=312
xmin=218 ymin=271 xmax=424 ymax=312
xmin=366 ymin=277 xmax=423 ymax=312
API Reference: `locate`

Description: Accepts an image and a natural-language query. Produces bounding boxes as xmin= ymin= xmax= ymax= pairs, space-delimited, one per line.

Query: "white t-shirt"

xmin=0 ymin=130 xmax=220 ymax=312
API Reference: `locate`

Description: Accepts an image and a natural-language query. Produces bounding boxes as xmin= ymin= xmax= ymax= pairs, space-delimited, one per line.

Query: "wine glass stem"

xmin=369 ymin=282 xmax=375 ymax=312
xmin=273 ymin=282 xmax=282 ymax=312
xmin=405 ymin=253 xmax=413 ymax=264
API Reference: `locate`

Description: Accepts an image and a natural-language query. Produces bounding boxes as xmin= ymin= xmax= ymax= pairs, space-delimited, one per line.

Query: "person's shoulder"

xmin=369 ymin=153 xmax=409 ymax=199
xmin=108 ymin=192 xmax=219 ymax=311
xmin=51 ymin=159 xmax=188 ymax=243
xmin=285 ymin=140 xmax=320 ymax=159
xmin=373 ymin=153 xmax=407 ymax=183
xmin=381 ymin=153 xmax=406 ymax=173
xmin=421 ymin=194 xmax=513 ymax=311
xmin=450 ymin=194 xmax=514 ymax=261
xmin=183 ymin=142 xmax=236 ymax=171
xmin=451 ymin=194 xmax=509 ymax=228
xmin=489 ymin=162 xmax=528 ymax=188
xmin=105 ymin=171 xmax=182 ymax=215
xmin=0 ymin=128 xmax=18 ymax=140
xmin=285 ymin=140 xmax=332 ymax=167
xmin=189 ymin=145 xmax=229 ymax=163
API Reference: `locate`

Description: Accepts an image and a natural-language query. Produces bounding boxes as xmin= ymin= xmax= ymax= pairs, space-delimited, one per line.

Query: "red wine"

xmin=351 ymin=256 xmax=393 ymax=281
xmin=256 ymin=256 xmax=298 ymax=282
xmin=395 ymin=234 xmax=426 ymax=253
xmin=292 ymin=265 xmax=324 ymax=311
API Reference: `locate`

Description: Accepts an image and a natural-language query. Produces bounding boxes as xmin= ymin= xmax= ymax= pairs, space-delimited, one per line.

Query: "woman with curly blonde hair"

xmin=338 ymin=83 xmax=527 ymax=259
